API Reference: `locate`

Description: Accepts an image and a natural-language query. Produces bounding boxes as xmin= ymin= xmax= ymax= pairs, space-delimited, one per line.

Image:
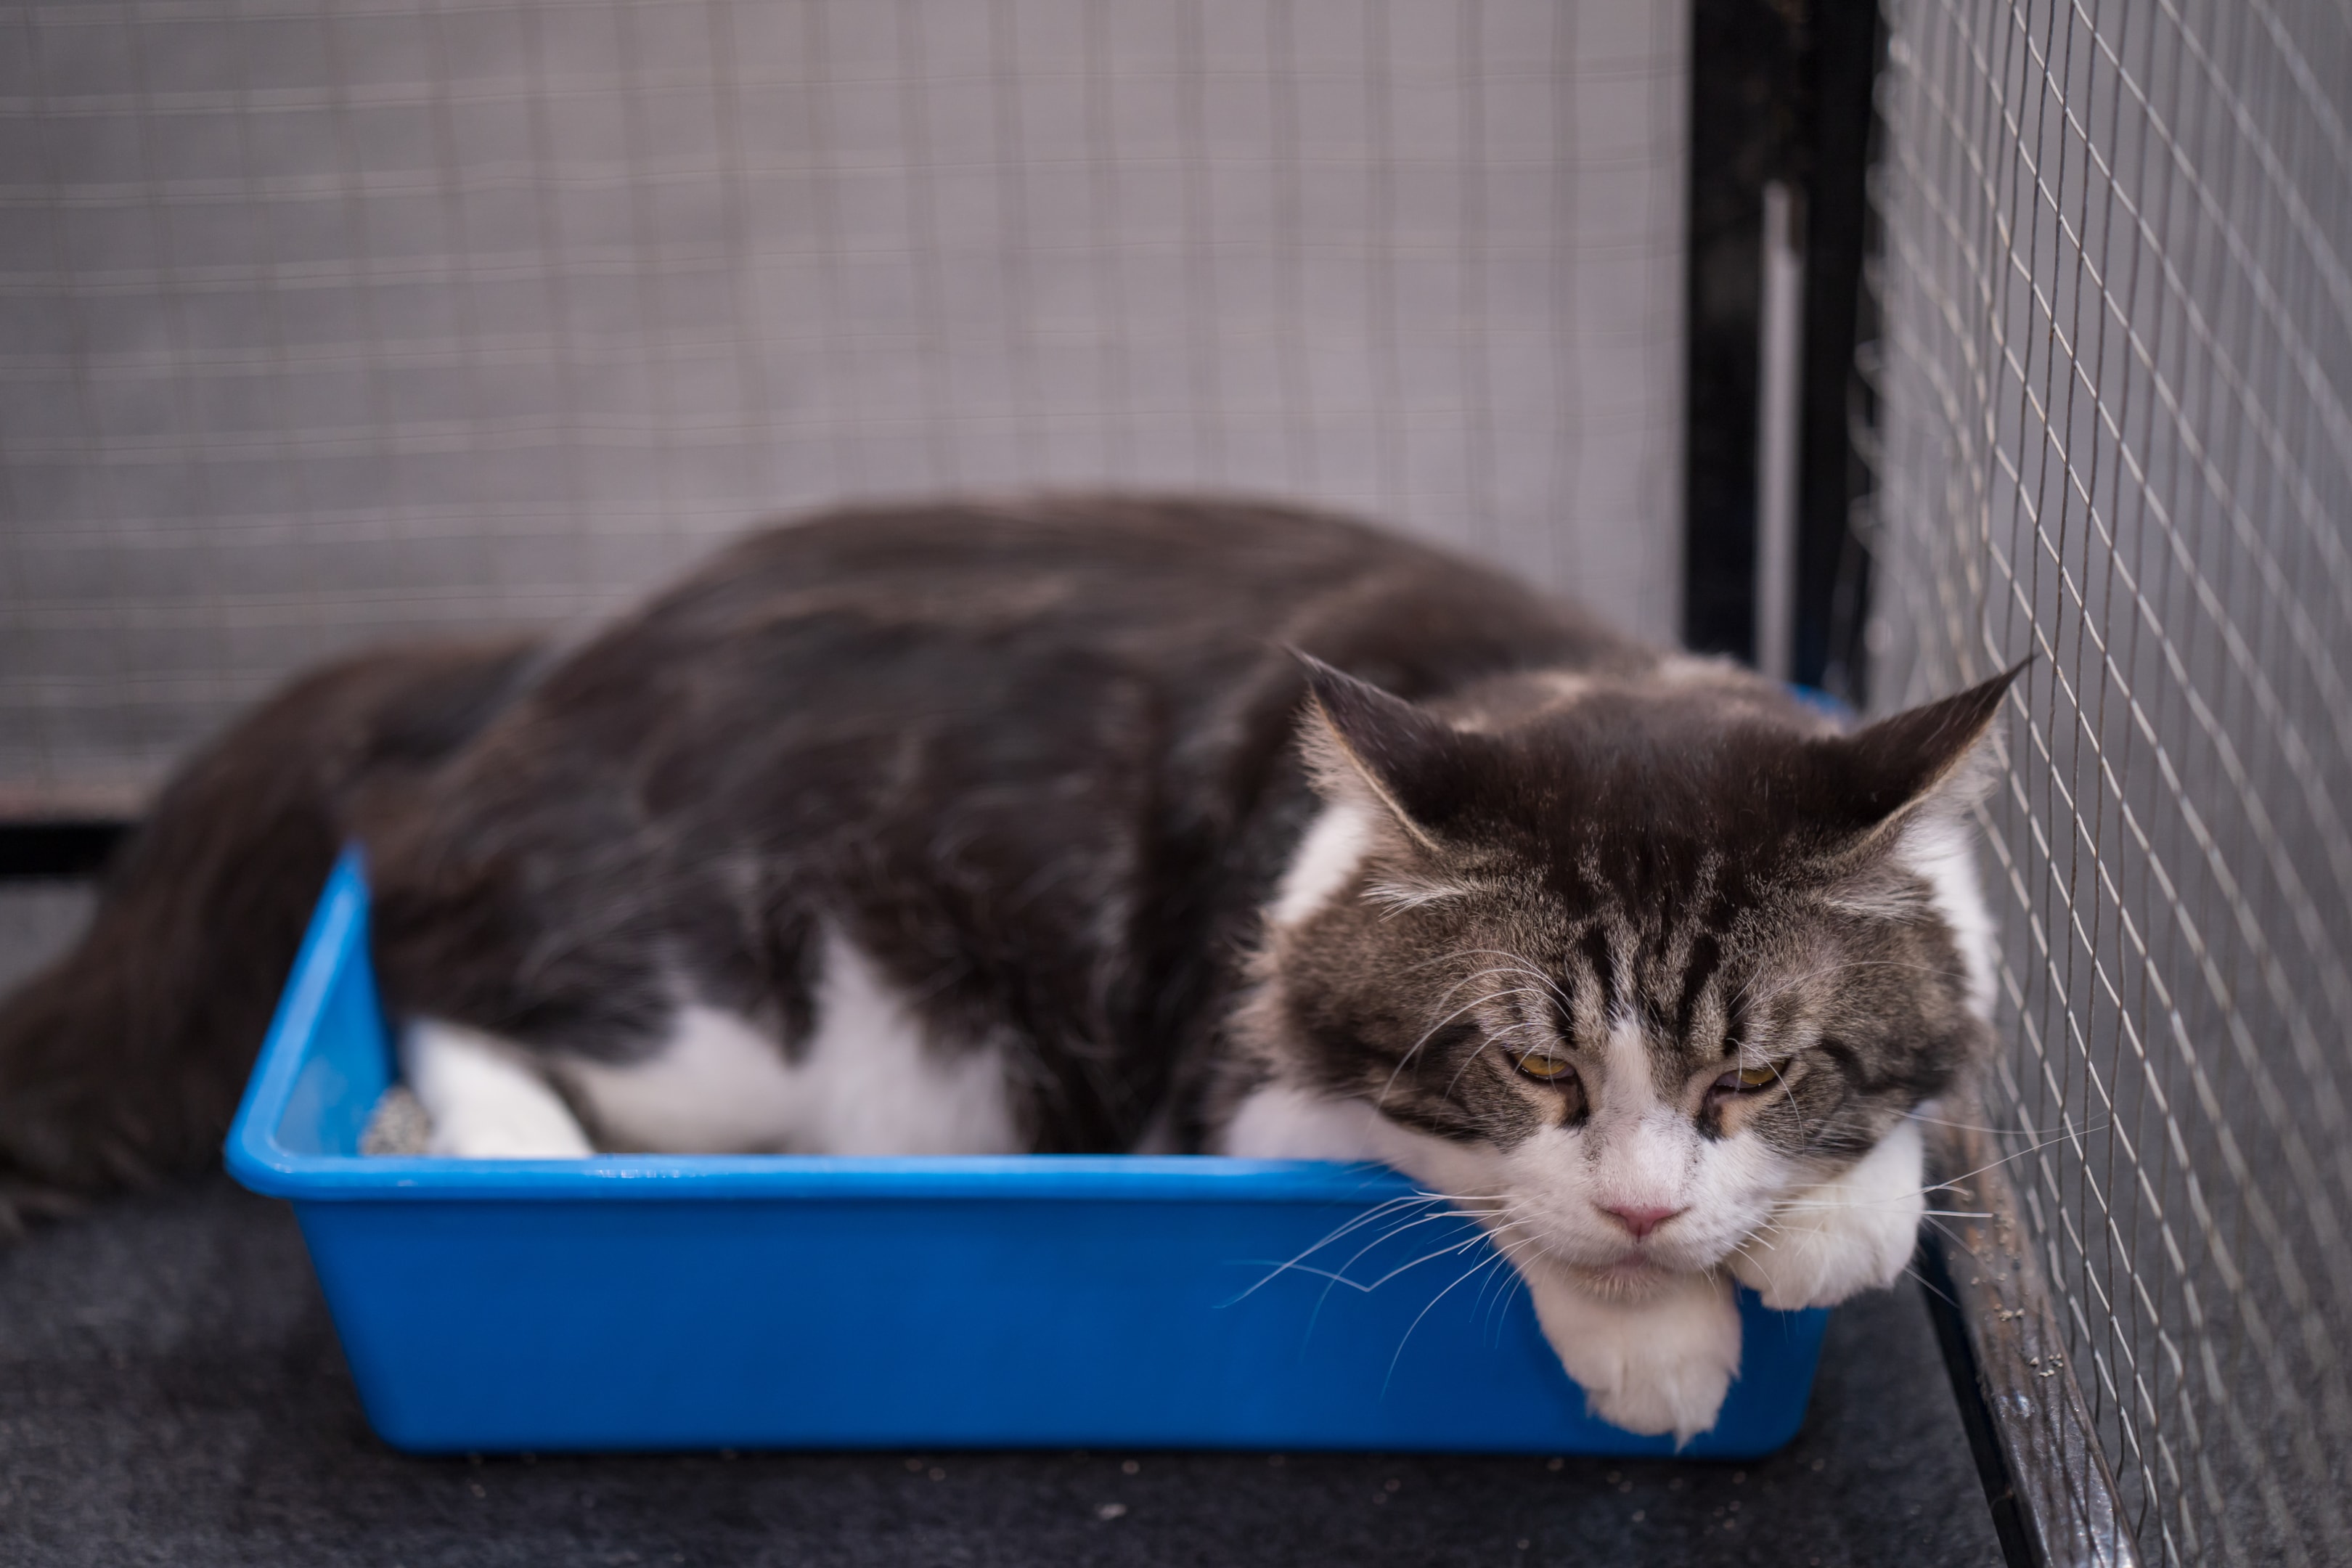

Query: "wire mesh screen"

xmin=1873 ymin=0 xmax=2351 ymax=1561
xmin=0 ymin=0 xmax=1689 ymax=809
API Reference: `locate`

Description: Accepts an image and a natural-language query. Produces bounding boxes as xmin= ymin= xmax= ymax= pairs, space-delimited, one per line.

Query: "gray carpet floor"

xmin=0 ymin=885 xmax=2004 ymax=1567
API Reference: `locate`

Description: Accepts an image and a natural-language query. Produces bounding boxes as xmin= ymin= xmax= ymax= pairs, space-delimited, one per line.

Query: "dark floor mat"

xmin=0 ymin=1173 xmax=2000 ymax=1567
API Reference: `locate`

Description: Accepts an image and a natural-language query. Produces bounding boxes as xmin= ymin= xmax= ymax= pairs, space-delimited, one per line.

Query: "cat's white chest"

xmin=404 ymin=926 xmax=1021 ymax=1157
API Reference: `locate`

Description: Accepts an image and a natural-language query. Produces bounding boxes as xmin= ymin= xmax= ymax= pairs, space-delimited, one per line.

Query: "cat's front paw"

xmin=1583 ymin=1337 xmax=1741 ymax=1445
xmin=1731 ymin=1117 xmax=1924 ymax=1310
xmin=401 ymin=1018 xmax=595 ymax=1160
xmin=1524 ymin=1263 xmax=1742 ymax=1445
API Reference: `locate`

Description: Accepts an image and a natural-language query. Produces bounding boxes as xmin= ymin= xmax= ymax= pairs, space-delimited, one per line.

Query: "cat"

xmin=0 ymin=494 xmax=2013 ymax=1440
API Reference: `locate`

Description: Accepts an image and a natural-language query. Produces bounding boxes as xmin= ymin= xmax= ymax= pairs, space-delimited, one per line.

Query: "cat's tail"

xmin=0 ymin=636 xmax=544 ymax=1236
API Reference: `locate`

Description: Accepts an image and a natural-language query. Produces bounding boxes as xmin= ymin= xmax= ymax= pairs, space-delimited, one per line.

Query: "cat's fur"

xmin=0 ymin=494 xmax=2012 ymax=1439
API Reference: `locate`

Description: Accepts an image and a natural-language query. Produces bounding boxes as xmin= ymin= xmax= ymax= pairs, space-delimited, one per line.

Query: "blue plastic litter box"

xmin=225 ymin=852 xmax=1830 ymax=1456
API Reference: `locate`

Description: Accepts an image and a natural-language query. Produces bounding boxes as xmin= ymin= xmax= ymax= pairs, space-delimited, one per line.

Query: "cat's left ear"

xmin=1291 ymin=653 xmax=1478 ymax=852
xmin=1810 ymin=659 xmax=2028 ymax=843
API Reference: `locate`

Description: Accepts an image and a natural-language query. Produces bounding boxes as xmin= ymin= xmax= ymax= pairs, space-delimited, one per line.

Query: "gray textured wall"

xmin=0 ymin=0 xmax=1691 ymax=809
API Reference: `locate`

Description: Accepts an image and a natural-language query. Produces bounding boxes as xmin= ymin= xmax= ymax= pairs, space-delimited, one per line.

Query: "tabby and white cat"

xmin=0 ymin=496 xmax=2011 ymax=1440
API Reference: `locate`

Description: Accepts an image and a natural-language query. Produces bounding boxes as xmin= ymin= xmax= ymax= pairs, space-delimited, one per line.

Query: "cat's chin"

xmin=1559 ymin=1253 xmax=1686 ymax=1301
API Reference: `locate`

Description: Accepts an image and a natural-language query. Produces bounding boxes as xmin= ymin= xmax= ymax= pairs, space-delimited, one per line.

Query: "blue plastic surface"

xmin=226 ymin=852 xmax=1829 ymax=1455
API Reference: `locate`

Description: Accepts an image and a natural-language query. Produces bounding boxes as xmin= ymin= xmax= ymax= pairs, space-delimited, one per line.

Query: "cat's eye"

xmin=1714 ymin=1061 xmax=1787 ymax=1095
xmin=1516 ymin=1052 xmax=1577 ymax=1082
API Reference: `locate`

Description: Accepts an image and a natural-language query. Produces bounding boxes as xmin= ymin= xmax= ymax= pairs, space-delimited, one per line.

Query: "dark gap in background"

xmin=1683 ymin=0 xmax=1880 ymax=706
xmin=0 ymin=821 xmax=129 ymax=881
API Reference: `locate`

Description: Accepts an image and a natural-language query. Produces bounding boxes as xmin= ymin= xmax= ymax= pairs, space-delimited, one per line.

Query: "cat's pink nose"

xmin=1601 ymin=1204 xmax=1685 ymax=1241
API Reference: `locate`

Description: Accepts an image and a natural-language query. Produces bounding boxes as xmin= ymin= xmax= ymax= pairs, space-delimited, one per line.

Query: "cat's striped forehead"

xmin=1482 ymin=886 xmax=1793 ymax=1059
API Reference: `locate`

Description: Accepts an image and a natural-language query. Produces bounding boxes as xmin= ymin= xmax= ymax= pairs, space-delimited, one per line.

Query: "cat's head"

xmin=1238 ymin=653 xmax=2019 ymax=1294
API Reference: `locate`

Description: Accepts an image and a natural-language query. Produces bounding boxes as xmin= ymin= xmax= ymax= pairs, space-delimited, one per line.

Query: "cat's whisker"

xmin=1297 ymin=1203 xmax=1520 ymax=1331
xmin=1751 ymin=1057 xmax=1821 ymax=1144
xmin=1729 ymin=1234 xmax=1787 ymax=1297
xmin=1399 ymin=947 xmax=1577 ymax=1019
xmin=1249 ymin=1190 xmax=1522 ymax=1311
xmin=1419 ymin=965 xmax=1545 ymax=1017
xmin=1344 ymin=1231 xmax=1514 ymax=1298
xmin=1378 ymin=981 xmax=1559 ymax=1108
xmin=1373 ymin=963 xmax=1543 ymax=1062
xmin=1474 ymin=1233 xmax=1546 ymax=1339
xmin=1908 ymin=1213 xmax=1996 ymax=1291
xmin=1323 ymin=1209 xmax=1522 ymax=1292
xmin=1375 ymin=992 xmax=1503 ymax=1108
xmin=1246 ymin=1223 xmax=1496 ymax=1309
xmin=1903 ymin=1111 xmax=2088 ymax=1137
xmin=1225 ymin=1195 xmax=1455 ymax=1302
xmin=1308 ymin=1207 xmax=1540 ymax=1320
xmin=1402 ymin=1185 xmax=1511 ymax=1206
xmin=1431 ymin=987 xmax=1580 ymax=1101
xmin=1771 ymin=1201 xmax=1993 ymax=1217
xmin=1760 ymin=1124 xmax=2112 ymax=1237
xmin=1919 ymin=1122 xmax=2115 ymax=1197
xmin=1384 ymin=1246 xmax=1525 ymax=1393
xmin=1900 ymin=1258 xmax=1960 ymax=1310
xmin=1441 ymin=1034 xmax=1514 ymax=1099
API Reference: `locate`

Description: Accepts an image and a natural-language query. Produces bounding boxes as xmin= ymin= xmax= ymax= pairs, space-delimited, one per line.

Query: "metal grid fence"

xmin=1872 ymin=1 xmax=2351 ymax=1561
xmin=0 ymin=0 xmax=1689 ymax=809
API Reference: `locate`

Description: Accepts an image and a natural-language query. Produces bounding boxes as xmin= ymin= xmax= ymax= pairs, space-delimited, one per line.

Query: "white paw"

xmin=426 ymin=1097 xmax=594 ymax=1159
xmin=401 ymin=1018 xmax=595 ymax=1159
xmin=1524 ymin=1264 xmax=1742 ymax=1444
xmin=1731 ymin=1118 xmax=1924 ymax=1310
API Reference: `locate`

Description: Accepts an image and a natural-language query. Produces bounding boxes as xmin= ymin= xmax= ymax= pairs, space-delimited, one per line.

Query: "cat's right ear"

xmin=1290 ymin=653 xmax=1473 ymax=852
xmin=1808 ymin=658 xmax=2028 ymax=847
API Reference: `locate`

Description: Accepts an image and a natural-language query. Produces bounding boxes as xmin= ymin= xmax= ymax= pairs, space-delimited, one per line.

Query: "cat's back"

xmin=487 ymin=494 xmax=1649 ymax=809
xmin=614 ymin=493 xmax=1633 ymax=686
